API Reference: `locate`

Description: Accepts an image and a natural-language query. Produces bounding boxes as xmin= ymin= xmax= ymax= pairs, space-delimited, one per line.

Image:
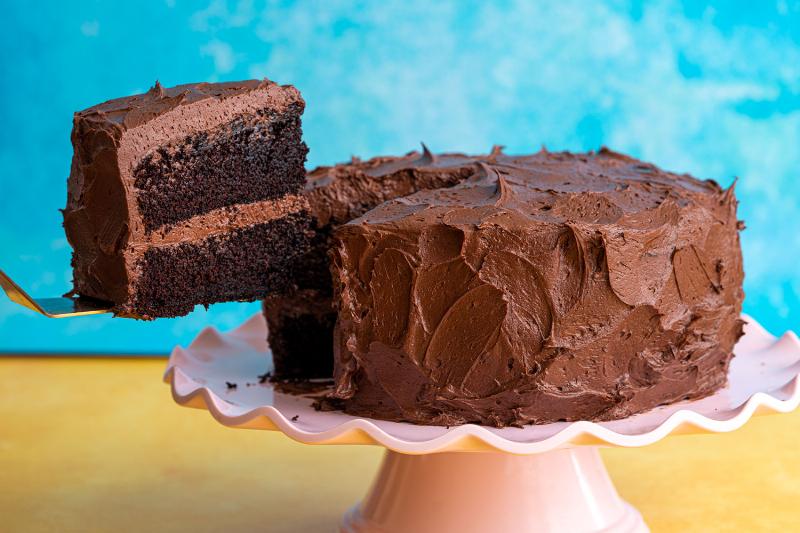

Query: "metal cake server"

xmin=0 ymin=269 xmax=111 ymax=318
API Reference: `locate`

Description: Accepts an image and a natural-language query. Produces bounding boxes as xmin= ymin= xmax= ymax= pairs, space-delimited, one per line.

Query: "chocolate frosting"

xmin=330 ymin=148 xmax=745 ymax=426
xmin=63 ymin=79 xmax=306 ymax=314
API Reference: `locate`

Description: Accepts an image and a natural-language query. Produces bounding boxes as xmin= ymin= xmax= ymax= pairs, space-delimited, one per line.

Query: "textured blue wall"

xmin=1 ymin=0 xmax=798 ymax=353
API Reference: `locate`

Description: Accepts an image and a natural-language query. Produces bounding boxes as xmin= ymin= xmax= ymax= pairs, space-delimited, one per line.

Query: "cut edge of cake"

xmin=264 ymin=145 xmax=501 ymax=380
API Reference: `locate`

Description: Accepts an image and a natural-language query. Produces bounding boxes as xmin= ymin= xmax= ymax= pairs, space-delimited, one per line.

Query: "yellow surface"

xmin=1 ymin=356 xmax=800 ymax=532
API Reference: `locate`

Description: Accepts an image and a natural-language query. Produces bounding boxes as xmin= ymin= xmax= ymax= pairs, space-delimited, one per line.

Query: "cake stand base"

xmin=340 ymin=447 xmax=647 ymax=533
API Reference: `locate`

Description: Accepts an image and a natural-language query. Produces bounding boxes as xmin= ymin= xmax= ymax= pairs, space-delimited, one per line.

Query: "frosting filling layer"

xmin=141 ymin=194 xmax=308 ymax=247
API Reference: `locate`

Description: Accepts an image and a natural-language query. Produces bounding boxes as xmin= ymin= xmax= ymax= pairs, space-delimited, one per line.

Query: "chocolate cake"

xmin=329 ymin=148 xmax=745 ymax=427
xmin=64 ymin=79 xmax=310 ymax=318
xmin=264 ymin=146 xmax=490 ymax=379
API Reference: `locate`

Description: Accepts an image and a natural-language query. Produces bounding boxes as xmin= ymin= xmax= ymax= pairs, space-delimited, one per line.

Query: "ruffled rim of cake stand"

xmin=164 ymin=313 xmax=800 ymax=454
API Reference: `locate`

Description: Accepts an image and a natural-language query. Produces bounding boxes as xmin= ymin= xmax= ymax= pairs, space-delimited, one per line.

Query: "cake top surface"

xmin=76 ymin=79 xmax=302 ymax=130
xmin=348 ymin=147 xmax=725 ymax=229
xmin=305 ymin=145 xmax=492 ymax=227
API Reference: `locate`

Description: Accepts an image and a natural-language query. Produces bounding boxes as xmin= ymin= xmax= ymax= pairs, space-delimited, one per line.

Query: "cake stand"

xmin=164 ymin=314 xmax=800 ymax=533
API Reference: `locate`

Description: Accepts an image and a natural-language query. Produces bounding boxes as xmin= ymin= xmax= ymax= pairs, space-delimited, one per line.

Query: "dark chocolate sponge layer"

xmin=134 ymin=103 xmax=306 ymax=231
xmin=130 ymin=212 xmax=311 ymax=318
xmin=264 ymin=229 xmax=337 ymax=379
xmin=263 ymin=289 xmax=336 ymax=379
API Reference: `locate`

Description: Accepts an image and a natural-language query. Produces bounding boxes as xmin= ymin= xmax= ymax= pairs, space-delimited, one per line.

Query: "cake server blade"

xmin=0 ymin=269 xmax=111 ymax=318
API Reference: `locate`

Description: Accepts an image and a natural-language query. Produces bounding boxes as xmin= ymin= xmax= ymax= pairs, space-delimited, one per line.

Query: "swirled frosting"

xmin=330 ymin=148 xmax=745 ymax=426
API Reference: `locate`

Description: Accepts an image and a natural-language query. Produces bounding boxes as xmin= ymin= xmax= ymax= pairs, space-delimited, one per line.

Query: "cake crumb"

xmin=226 ymin=381 xmax=237 ymax=390
xmin=258 ymin=371 xmax=272 ymax=384
xmin=291 ymin=415 xmax=299 ymax=422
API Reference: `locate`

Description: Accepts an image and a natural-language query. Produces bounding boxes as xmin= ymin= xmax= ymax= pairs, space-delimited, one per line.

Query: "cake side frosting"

xmin=329 ymin=148 xmax=745 ymax=426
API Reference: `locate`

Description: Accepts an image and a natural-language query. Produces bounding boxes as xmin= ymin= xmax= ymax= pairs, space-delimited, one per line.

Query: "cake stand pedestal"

xmin=341 ymin=447 xmax=643 ymax=533
xmin=164 ymin=314 xmax=800 ymax=533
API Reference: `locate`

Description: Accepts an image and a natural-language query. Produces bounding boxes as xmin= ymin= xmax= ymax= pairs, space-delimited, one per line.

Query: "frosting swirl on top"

xmin=330 ymin=147 xmax=745 ymax=427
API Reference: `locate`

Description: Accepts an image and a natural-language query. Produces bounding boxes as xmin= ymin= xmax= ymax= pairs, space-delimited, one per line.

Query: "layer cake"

xmin=329 ymin=148 xmax=745 ymax=426
xmin=63 ymin=80 xmax=310 ymax=318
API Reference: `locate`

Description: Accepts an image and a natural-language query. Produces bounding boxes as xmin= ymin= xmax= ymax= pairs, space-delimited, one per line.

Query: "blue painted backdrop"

xmin=1 ymin=0 xmax=798 ymax=353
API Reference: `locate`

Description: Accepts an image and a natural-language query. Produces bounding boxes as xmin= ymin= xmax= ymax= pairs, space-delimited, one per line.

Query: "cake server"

xmin=0 ymin=269 xmax=111 ymax=317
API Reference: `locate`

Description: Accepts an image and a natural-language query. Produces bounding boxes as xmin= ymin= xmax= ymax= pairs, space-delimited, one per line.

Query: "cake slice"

xmin=63 ymin=80 xmax=310 ymax=318
xmin=329 ymin=148 xmax=745 ymax=426
xmin=263 ymin=147 xmax=493 ymax=379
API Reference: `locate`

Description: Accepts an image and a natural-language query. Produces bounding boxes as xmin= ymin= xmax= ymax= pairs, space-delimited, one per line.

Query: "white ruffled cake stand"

xmin=164 ymin=314 xmax=800 ymax=533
